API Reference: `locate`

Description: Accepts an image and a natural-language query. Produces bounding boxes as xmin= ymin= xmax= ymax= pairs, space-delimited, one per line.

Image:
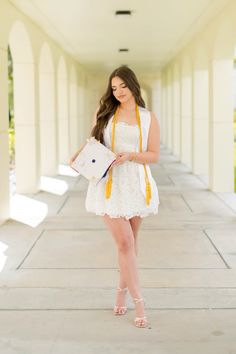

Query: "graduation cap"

xmin=70 ymin=136 xmax=116 ymax=185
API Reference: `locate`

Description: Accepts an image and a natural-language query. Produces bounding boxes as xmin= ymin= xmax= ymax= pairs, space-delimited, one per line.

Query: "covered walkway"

xmin=1 ymin=0 xmax=236 ymax=352
xmin=0 ymin=146 xmax=236 ymax=353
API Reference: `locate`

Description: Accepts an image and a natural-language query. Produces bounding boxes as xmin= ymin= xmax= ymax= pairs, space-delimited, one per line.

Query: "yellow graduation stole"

xmin=105 ymin=104 xmax=152 ymax=205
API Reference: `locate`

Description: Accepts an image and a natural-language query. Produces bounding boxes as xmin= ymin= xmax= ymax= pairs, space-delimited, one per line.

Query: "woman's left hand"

xmin=112 ymin=152 xmax=131 ymax=167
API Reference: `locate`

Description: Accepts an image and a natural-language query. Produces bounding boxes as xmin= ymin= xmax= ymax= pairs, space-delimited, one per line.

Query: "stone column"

xmin=192 ymin=60 xmax=209 ymax=181
xmin=173 ymin=64 xmax=181 ymax=157
xmin=13 ymin=61 xmax=40 ymax=193
xmin=167 ymin=68 xmax=173 ymax=150
xmin=180 ymin=57 xmax=193 ymax=169
xmin=208 ymin=58 xmax=234 ymax=192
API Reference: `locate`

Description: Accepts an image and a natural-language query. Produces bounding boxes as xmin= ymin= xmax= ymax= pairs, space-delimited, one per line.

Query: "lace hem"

xmin=86 ymin=208 xmax=158 ymax=220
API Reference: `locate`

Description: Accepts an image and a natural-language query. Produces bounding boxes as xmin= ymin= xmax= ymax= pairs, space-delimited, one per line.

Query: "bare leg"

xmin=102 ymin=214 xmax=146 ymax=322
xmin=118 ymin=216 xmax=142 ymax=288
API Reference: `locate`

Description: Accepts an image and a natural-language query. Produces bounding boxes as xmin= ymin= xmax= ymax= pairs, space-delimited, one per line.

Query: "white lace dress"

xmin=85 ymin=121 xmax=159 ymax=219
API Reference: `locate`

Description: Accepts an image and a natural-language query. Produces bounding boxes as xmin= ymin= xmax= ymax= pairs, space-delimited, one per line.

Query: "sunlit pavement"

xmin=0 ymin=144 xmax=236 ymax=354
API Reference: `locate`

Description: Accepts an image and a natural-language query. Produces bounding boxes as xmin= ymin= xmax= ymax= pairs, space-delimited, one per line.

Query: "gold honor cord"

xmin=105 ymin=104 xmax=152 ymax=205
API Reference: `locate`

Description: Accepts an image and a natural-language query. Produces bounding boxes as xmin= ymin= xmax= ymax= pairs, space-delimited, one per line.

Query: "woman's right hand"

xmin=108 ymin=155 xmax=119 ymax=170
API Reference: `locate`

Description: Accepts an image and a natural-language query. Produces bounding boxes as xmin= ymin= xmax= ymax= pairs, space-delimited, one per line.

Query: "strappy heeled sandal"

xmin=133 ymin=297 xmax=148 ymax=328
xmin=113 ymin=287 xmax=128 ymax=315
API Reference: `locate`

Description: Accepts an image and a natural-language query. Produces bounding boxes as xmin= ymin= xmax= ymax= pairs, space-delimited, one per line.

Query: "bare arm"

xmin=129 ymin=111 xmax=160 ymax=164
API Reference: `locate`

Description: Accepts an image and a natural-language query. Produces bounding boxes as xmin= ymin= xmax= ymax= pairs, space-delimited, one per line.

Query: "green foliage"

xmin=8 ymin=46 xmax=15 ymax=169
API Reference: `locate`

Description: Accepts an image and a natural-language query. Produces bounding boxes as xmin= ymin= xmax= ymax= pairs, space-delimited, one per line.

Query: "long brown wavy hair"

xmin=90 ymin=65 xmax=146 ymax=145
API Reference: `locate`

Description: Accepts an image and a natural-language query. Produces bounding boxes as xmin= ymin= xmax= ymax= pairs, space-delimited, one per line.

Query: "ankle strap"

xmin=133 ymin=297 xmax=145 ymax=303
xmin=117 ymin=287 xmax=128 ymax=292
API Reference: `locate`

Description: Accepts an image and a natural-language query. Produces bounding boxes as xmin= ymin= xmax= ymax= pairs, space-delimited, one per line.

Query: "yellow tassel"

xmin=105 ymin=174 xmax=112 ymax=199
xmin=146 ymin=183 xmax=152 ymax=205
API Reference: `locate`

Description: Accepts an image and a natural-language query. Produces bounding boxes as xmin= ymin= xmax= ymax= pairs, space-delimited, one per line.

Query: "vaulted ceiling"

xmin=11 ymin=0 xmax=230 ymax=77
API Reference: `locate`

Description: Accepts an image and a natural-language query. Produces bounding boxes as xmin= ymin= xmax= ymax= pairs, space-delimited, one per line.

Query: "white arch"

xmin=39 ymin=42 xmax=57 ymax=176
xmin=9 ymin=21 xmax=33 ymax=63
xmin=57 ymin=56 xmax=69 ymax=164
xmin=8 ymin=21 xmax=39 ymax=193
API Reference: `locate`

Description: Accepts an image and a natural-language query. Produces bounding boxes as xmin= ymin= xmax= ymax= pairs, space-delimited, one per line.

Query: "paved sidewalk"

xmin=0 ymin=145 xmax=236 ymax=354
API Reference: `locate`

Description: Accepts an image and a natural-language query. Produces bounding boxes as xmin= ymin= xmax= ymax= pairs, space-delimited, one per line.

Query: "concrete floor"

xmin=0 ymin=144 xmax=236 ymax=354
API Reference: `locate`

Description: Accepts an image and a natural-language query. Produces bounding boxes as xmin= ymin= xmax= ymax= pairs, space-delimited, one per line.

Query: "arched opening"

xmin=8 ymin=46 xmax=15 ymax=196
xmin=8 ymin=21 xmax=47 ymax=226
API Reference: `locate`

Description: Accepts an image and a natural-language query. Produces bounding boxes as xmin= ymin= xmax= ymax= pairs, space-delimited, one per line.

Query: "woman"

xmin=71 ymin=66 xmax=160 ymax=328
